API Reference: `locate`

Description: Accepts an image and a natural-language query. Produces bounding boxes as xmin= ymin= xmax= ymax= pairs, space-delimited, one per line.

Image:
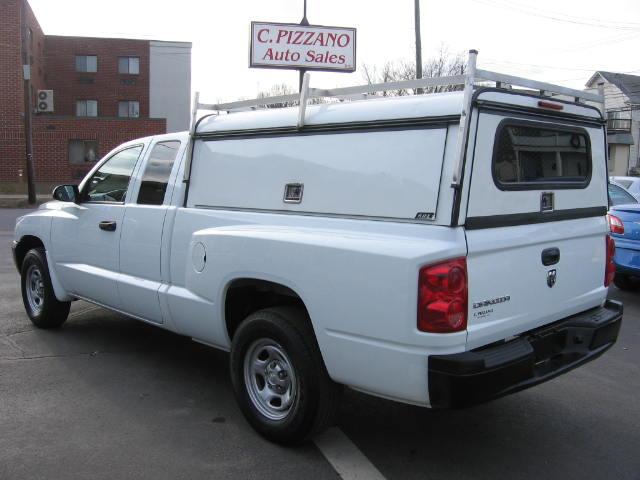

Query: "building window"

xmin=607 ymin=110 xmax=631 ymax=132
xmin=69 ymin=140 xmax=98 ymax=164
xmin=76 ymin=100 xmax=98 ymax=117
xmin=118 ymin=56 xmax=140 ymax=74
xmin=75 ymin=55 xmax=97 ymax=73
xmin=118 ymin=101 xmax=140 ymax=118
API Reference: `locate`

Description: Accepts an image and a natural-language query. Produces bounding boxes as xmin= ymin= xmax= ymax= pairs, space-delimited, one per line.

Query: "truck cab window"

xmin=83 ymin=145 xmax=143 ymax=203
xmin=137 ymin=141 xmax=181 ymax=205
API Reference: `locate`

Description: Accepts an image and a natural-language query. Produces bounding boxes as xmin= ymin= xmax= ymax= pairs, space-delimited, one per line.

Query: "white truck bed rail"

xmin=186 ymin=50 xmax=604 ymax=189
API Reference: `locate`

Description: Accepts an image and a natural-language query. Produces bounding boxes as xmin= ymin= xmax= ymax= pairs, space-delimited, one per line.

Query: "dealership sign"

xmin=250 ymin=22 xmax=356 ymax=72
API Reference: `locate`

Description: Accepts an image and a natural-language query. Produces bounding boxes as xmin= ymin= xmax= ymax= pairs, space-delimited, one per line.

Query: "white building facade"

xmin=150 ymin=40 xmax=192 ymax=133
xmin=586 ymin=72 xmax=640 ymax=176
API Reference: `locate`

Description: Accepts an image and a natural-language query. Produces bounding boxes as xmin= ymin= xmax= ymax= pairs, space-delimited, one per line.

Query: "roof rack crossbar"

xmin=196 ymin=74 xmax=469 ymax=113
xmin=312 ymin=74 xmax=467 ymax=98
xmin=474 ymin=69 xmax=602 ymax=103
xmin=451 ymin=49 xmax=478 ymax=188
xmin=298 ymin=72 xmax=311 ymax=129
xmin=194 ymin=72 xmax=602 ymax=114
xmin=198 ymin=92 xmax=302 ymax=112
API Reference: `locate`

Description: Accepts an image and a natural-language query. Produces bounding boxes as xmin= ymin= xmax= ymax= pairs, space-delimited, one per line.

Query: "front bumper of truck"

xmin=428 ymin=300 xmax=623 ymax=409
xmin=12 ymin=240 xmax=19 ymax=271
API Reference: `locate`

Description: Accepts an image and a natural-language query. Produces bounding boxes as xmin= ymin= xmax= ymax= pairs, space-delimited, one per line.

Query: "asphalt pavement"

xmin=1 ymin=208 xmax=639 ymax=480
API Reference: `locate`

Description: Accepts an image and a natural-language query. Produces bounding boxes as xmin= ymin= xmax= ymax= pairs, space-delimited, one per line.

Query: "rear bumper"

xmin=612 ymin=236 xmax=640 ymax=275
xmin=614 ymin=247 xmax=640 ymax=276
xmin=428 ymin=300 xmax=623 ymax=408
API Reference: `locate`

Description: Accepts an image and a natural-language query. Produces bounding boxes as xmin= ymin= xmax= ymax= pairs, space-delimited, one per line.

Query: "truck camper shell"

xmin=184 ymin=51 xmax=605 ymax=227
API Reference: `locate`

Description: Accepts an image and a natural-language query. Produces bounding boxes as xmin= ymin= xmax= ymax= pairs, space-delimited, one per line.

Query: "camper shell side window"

xmin=492 ymin=119 xmax=592 ymax=191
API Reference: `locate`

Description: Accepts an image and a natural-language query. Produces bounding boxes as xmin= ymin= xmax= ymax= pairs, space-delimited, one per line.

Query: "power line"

xmin=535 ymin=69 xmax=640 ymax=83
xmin=474 ymin=0 xmax=640 ymax=30
xmin=545 ymin=31 xmax=640 ymax=55
xmin=502 ymin=0 xmax=640 ymax=27
xmin=482 ymin=59 xmax=601 ymax=71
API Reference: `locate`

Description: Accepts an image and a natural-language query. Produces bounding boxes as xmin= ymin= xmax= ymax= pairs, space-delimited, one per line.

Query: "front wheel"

xmin=230 ymin=307 xmax=341 ymax=445
xmin=20 ymin=248 xmax=70 ymax=328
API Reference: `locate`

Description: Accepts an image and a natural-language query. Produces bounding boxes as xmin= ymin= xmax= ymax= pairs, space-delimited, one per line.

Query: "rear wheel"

xmin=230 ymin=306 xmax=341 ymax=445
xmin=613 ymin=273 xmax=637 ymax=291
xmin=20 ymin=248 xmax=70 ymax=328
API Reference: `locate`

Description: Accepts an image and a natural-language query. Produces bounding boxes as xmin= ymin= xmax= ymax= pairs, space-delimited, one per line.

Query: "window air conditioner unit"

xmin=37 ymin=90 xmax=54 ymax=113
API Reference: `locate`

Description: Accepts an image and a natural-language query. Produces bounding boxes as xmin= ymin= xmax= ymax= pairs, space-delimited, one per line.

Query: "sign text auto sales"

xmin=250 ymin=22 xmax=356 ymax=72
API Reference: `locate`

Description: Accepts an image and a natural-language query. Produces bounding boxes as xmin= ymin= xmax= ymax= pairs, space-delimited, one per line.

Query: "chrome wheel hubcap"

xmin=244 ymin=339 xmax=297 ymax=421
xmin=26 ymin=265 xmax=45 ymax=314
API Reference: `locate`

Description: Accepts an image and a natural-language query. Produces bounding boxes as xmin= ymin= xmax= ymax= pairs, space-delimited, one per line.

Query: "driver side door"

xmin=50 ymin=144 xmax=144 ymax=308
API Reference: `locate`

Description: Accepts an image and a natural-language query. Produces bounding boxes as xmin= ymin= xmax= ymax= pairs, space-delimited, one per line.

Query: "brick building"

xmin=0 ymin=0 xmax=191 ymax=192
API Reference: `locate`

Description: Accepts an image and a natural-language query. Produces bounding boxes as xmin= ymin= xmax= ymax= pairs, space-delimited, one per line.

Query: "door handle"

xmin=99 ymin=221 xmax=117 ymax=232
xmin=541 ymin=247 xmax=560 ymax=266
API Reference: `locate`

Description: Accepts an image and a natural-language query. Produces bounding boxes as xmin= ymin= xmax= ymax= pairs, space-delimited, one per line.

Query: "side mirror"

xmin=52 ymin=185 xmax=79 ymax=203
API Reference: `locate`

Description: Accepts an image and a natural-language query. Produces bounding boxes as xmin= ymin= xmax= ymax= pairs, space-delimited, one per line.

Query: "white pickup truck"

xmin=13 ymin=58 xmax=623 ymax=444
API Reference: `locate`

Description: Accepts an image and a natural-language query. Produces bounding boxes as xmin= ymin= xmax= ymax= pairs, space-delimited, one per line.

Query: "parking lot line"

xmin=314 ymin=427 xmax=386 ymax=480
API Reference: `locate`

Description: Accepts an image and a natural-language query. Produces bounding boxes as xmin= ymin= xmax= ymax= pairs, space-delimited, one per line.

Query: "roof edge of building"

xmin=150 ymin=40 xmax=193 ymax=48
xmin=45 ymin=34 xmax=191 ymax=46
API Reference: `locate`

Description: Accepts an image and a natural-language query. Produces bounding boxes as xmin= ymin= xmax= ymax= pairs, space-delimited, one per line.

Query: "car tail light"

xmin=608 ymin=214 xmax=624 ymax=234
xmin=605 ymin=235 xmax=616 ymax=287
xmin=418 ymin=257 xmax=468 ymax=333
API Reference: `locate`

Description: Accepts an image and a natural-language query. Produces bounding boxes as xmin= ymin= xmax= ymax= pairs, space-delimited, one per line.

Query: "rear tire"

xmin=613 ymin=273 xmax=637 ymax=291
xmin=229 ymin=306 xmax=341 ymax=445
xmin=20 ymin=248 xmax=70 ymax=328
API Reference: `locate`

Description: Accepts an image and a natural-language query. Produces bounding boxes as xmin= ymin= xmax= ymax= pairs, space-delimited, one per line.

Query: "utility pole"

xmin=20 ymin=0 xmax=36 ymax=204
xmin=414 ymin=0 xmax=423 ymax=94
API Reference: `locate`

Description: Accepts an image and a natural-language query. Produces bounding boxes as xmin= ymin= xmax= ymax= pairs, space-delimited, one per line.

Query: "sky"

xmin=28 ymin=0 xmax=640 ymax=104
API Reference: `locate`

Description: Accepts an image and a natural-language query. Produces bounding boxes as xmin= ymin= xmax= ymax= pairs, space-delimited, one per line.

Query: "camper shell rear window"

xmin=492 ymin=119 xmax=592 ymax=190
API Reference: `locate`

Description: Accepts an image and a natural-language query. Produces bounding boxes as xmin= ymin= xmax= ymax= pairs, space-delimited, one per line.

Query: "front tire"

xmin=230 ymin=307 xmax=341 ymax=445
xmin=20 ymin=248 xmax=70 ymax=328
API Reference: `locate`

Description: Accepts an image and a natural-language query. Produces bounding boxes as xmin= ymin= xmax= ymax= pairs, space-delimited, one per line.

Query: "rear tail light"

xmin=418 ymin=257 xmax=468 ymax=333
xmin=605 ymin=235 xmax=616 ymax=287
xmin=608 ymin=214 xmax=624 ymax=234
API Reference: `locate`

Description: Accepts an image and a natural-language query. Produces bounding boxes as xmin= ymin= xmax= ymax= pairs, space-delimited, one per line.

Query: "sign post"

xmin=298 ymin=0 xmax=309 ymax=91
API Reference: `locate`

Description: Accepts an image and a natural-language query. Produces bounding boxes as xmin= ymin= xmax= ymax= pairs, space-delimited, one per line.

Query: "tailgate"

xmin=463 ymin=108 xmax=609 ymax=350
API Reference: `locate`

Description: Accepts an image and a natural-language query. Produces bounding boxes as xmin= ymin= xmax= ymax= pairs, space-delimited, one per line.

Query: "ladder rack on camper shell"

xmin=185 ymin=50 xmax=605 ymax=190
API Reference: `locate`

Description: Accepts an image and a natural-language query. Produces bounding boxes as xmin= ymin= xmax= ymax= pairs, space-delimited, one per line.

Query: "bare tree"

xmin=363 ymin=46 xmax=466 ymax=96
xmin=252 ymin=46 xmax=466 ymax=108
xmin=256 ymin=82 xmax=330 ymax=108
xmin=257 ymin=83 xmax=299 ymax=108
xmin=362 ymin=62 xmax=415 ymax=96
